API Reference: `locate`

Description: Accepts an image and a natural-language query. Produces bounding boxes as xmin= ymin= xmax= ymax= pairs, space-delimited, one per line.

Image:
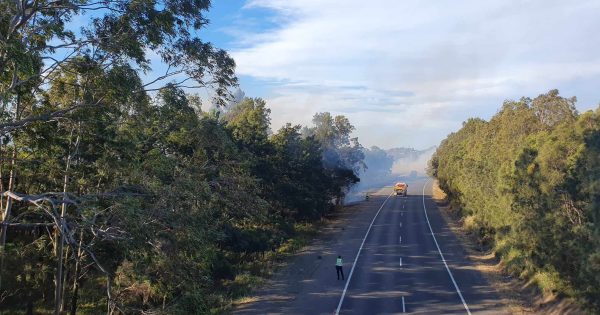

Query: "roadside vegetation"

xmin=0 ymin=0 xmax=371 ymax=313
xmin=429 ymin=90 xmax=600 ymax=312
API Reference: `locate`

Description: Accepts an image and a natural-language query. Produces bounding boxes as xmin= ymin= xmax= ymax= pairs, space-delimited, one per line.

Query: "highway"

xmin=235 ymin=179 xmax=507 ymax=314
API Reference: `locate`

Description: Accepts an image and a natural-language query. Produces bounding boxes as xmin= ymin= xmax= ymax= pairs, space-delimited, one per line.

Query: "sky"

xmin=199 ymin=0 xmax=600 ymax=149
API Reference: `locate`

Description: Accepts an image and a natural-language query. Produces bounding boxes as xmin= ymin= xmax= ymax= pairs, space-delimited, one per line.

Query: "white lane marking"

xmin=399 ymin=236 xmax=402 ymax=244
xmin=399 ymin=222 xmax=402 ymax=228
xmin=402 ymin=296 xmax=406 ymax=313
xmin=335 ymin=192 xmax=394 ymax=315
xmin=422 ymin=180 xmax=472 ymax=315
xmin=399 ymin=257 xmax=403 ymax=267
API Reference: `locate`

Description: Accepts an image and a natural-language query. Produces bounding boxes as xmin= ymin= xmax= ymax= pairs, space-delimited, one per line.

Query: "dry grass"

xmin=431 ymin=181 xmax=447 ymax=200
xmin=233 ymin=296 xmax=259 ymax=305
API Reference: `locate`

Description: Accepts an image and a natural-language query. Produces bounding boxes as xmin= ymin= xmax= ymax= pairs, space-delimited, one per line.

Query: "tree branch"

xmin=0 ymin=98 xmax=104 ymax=136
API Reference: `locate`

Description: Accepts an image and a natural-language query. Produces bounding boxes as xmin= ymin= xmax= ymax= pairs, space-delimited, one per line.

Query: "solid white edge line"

xmin=422 ymin=180 xmax=472 ymax=315
xmin=334 ymin=191 xmax=394 ymax=315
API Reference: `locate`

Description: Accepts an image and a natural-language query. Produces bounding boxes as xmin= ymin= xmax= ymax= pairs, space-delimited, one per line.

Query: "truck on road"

xmin=394 ymin=182 xmax=408 ymax=196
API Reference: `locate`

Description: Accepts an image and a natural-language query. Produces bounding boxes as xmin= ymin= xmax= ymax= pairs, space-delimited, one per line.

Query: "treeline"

xmin=1 ymin=86 xmax=365 ymax=313
xmin=0 ymin=0 xmax=367 ymax=313
xmin=429 ymin=90 xmax=600 ymax=310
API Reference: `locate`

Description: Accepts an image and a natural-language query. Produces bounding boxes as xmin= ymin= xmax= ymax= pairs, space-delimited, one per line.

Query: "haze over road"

xmin=235 ymin=179 xmax=507 ymax=314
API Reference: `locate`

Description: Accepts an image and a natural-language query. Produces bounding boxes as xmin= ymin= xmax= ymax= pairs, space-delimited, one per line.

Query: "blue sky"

xmin=167 ymin=1 xmax=600 ymax=149
xmin=201 ymin=1 xmax=285 ymax=97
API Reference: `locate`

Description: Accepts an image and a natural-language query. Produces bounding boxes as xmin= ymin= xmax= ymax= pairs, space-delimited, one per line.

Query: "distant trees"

xmin=362 ymin=146 xmax=394 ymax=179
xmin=430 ymin=90 xmax=600 ymax=311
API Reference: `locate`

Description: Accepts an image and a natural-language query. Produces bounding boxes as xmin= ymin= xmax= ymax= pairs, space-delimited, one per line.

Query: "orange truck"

xmin=394 ymin=182 xmax=408 ymax=196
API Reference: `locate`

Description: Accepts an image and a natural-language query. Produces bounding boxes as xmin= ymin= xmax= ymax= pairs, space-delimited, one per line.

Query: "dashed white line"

xmin=422 ymin=180 xmax=472 ymax=315
xmin=399 ymin=257 xmax=403 ymax=267
xmin=399 ymin=236 xmax=402 ymax=244
xmin=399 ymin=222 xmax=402 ymax=228
xmin=402 ymin=296 xmax=406 ymax=313
xmin=334 ymin=192 xmax=394 ymax=315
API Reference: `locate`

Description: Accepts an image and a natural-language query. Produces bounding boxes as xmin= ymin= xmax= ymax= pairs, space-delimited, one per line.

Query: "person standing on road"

xmin=336 ymin=255 xmax=345 ymax=280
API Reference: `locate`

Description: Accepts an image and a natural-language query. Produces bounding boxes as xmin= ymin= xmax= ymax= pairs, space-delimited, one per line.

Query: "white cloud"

xmin=231 ymin=0 xmax=600 ymax=149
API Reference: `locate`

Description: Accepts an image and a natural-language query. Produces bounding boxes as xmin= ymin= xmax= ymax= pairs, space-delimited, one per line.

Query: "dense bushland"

xmin=0 ymin=87 xmax=366 ymax=313
xmin=0 ymin=0 xmax=369 ymax=313
xmin=430 ymin=90 xmax=600 ymax=311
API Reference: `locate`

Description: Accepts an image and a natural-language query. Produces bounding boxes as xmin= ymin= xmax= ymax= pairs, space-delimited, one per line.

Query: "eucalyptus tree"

xmin=0 ymin=0 xmax=236 ymax=133
xmin=0 ymin=0 xmax=237 ymax=313
xmin=306 ymin=112 xmax=364 ymax=203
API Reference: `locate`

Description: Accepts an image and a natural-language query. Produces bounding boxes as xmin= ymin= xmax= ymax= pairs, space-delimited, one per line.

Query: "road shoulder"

xmin=232 ymin=188 xmax=391 ymax=315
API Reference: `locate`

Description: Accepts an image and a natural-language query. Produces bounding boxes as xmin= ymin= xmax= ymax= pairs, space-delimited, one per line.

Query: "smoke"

xmin=344 ymin=146 xmax=395 ymax=203
xmin=391 ymin=146 xmax=436 ymax=176
xmin=343 ymin=146 xmax=436 ymax=204
xmin=204 ymin=87 xmax=246 ymax=114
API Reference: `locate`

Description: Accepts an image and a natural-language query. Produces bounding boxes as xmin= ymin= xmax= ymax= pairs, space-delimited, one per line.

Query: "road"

xmin=235 ymin=179 xmax=507 ymax=314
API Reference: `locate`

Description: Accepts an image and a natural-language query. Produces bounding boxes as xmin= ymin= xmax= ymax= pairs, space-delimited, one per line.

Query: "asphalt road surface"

xmin=235 ymin=179 xmax=507 ymax=314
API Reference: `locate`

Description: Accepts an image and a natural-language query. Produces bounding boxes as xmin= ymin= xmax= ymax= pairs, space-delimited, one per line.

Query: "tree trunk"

xmin=0 ymin=147 xmax=16 ymax=242
xmin=55 ymin=220 xmax=65 ymax=315
xmin=70 ymin=231 xmax=84 ymax=315
xmin=55 ymin=126 xmax=80 ymax=315
xmin=0 ymin=138 xmax=4 ymax=217
xmin=0 ymin=145 xmax=17 ymax=291
xmin=26 ymin=300 xmax=34 ymax=315
xmin=54 ymin=170 xmax=69 ymax=315
xmin=61 ymin=246 xmax=71 ymax=312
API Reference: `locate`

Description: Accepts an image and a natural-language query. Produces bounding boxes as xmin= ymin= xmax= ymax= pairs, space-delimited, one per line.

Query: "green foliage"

xmin=1 ymin=84 xmax=364 ymax=313
xmin=1 ymin=2 xmax=367 ymax=313
xmin=431 ymin=90 xmax=600 ymax=310
xmin=303 ymin=112 xmax=363 ymax=203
